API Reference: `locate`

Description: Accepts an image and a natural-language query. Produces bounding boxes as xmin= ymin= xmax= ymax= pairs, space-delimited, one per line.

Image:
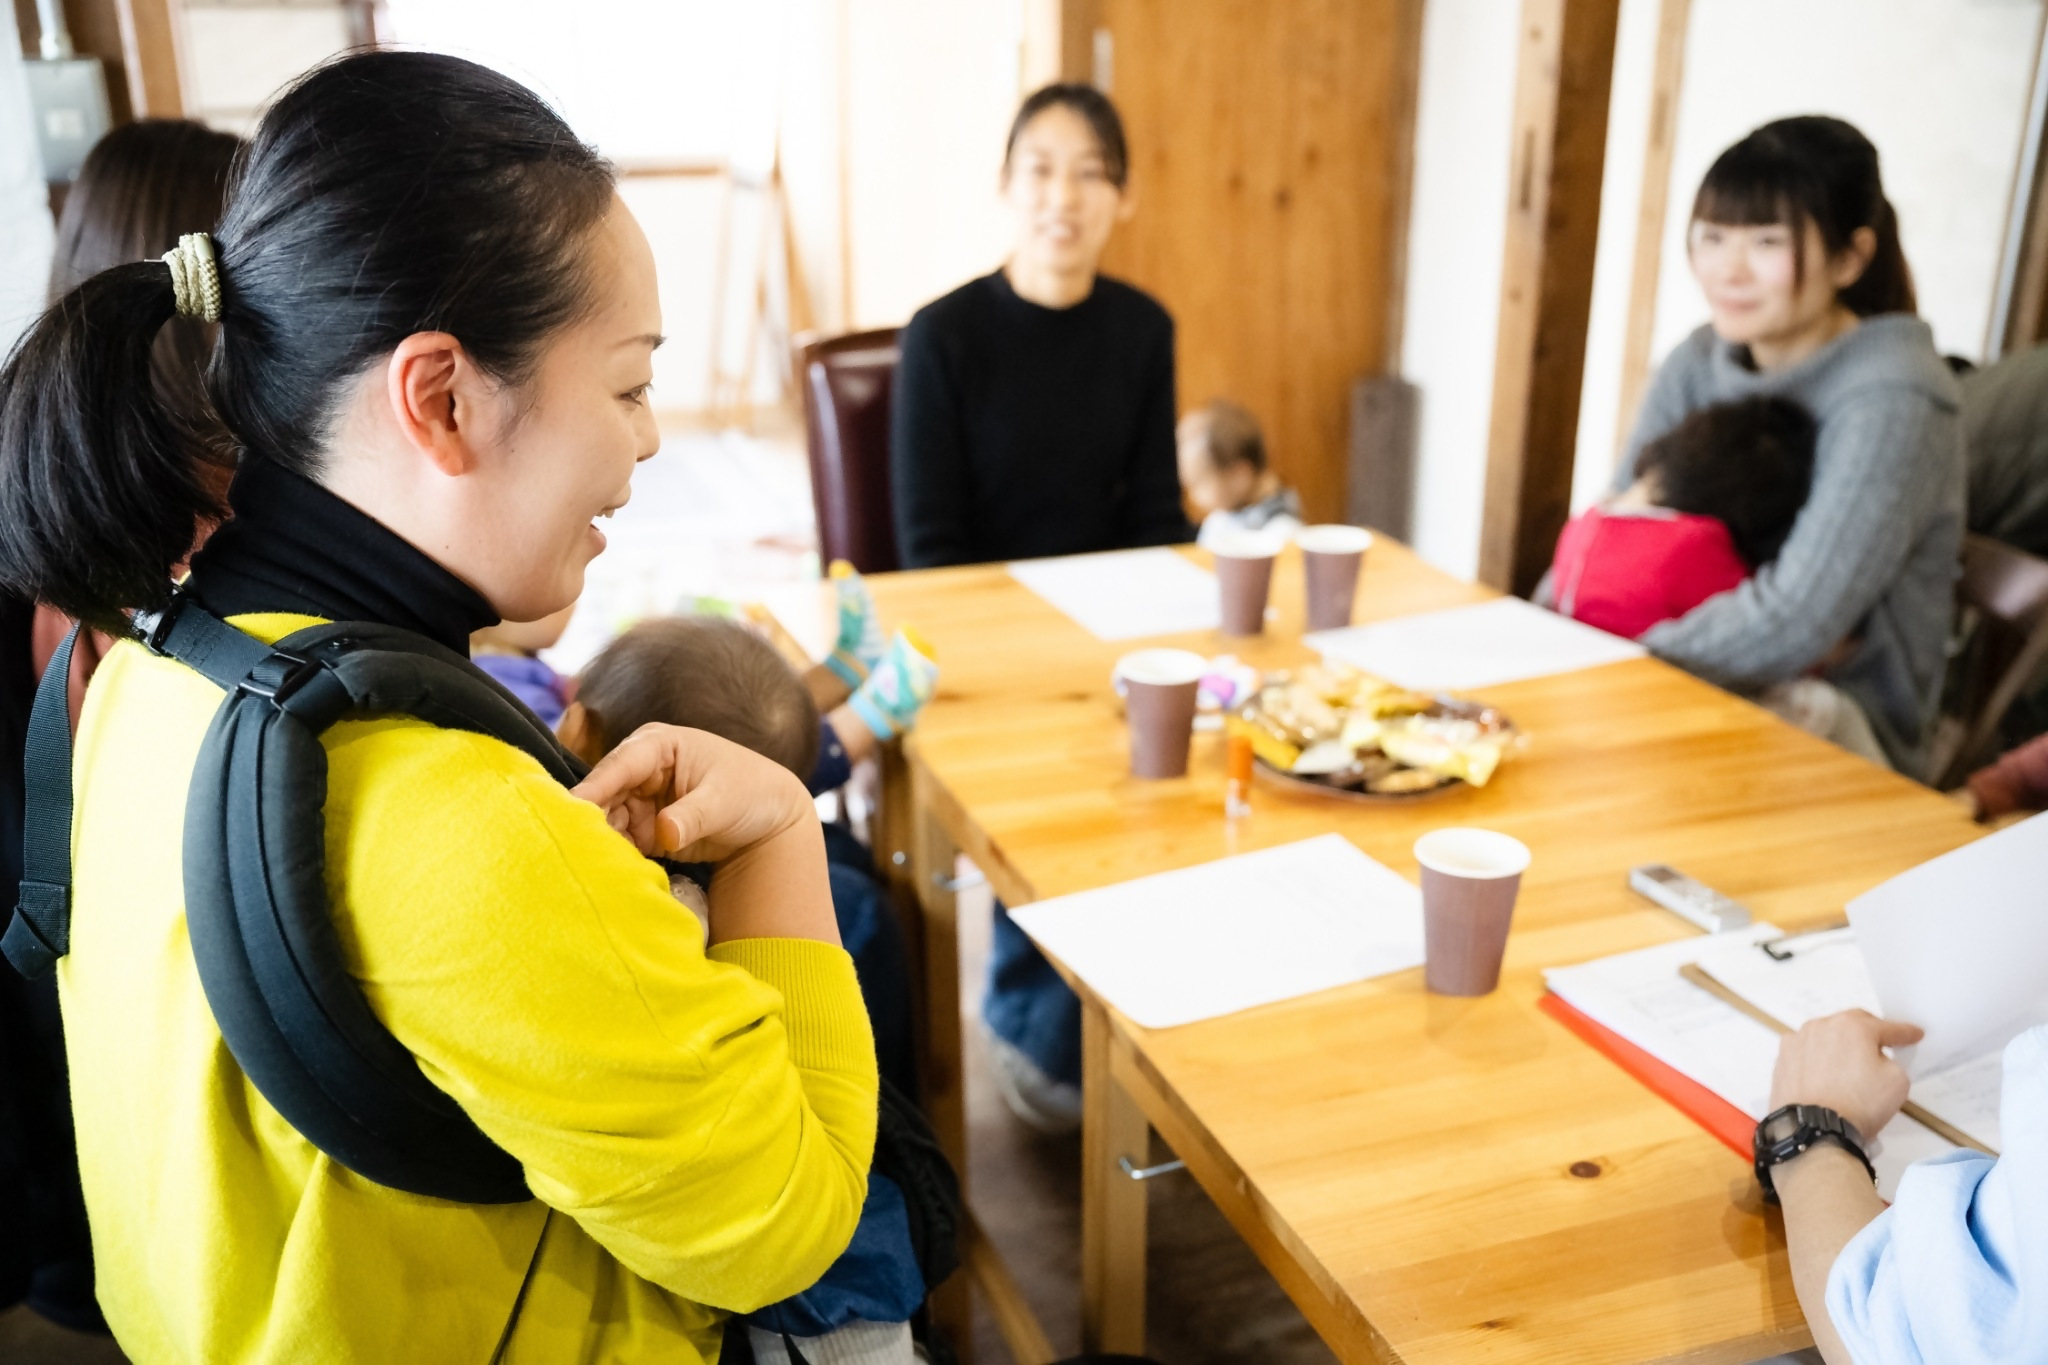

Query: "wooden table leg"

xmin=906 ymin=756 xmax=973 ymax=1363
xmin=1081 ymin=1000 xmax=1150 ymax=1357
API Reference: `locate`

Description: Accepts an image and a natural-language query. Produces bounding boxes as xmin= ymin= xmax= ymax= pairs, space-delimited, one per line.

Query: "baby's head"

xmin=558 ymin=616 xmax=820 ymax=777
xmin=1177 ymin=399 xmax=1269 ymax=518
xmin=1632 ymin=395 xmax=1817 ymax=569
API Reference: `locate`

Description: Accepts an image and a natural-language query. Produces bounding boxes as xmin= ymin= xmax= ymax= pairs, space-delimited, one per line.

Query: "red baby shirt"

xmin=1550 ymin=506 xmax=1750 ymax=640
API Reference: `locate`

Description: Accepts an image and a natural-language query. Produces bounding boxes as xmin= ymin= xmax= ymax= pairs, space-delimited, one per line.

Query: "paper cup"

xmin=1117 ymin=648 xmax=1206 ymax=778
xmin=1297 ymin=524 xmax=1373 ymax=632
xmin=1211 ymin=531 xmax=1282 ymax=637
xmin=1414 ymin=828 xmax=1531 ymax=996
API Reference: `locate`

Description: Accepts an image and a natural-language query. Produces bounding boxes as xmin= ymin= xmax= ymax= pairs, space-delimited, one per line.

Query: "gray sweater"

xmin=1964 ymin=343 xmax=2048 ymax=557
xmin=1617 ymin=316 xmax=1964 ymax=778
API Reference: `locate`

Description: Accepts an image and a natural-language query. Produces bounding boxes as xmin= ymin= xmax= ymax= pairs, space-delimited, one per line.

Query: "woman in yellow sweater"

xmin=0 ymin=52 xmax=875 ymax=1363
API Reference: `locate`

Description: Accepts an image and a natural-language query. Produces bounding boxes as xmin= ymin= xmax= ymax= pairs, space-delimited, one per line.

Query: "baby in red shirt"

xmin=1552 ymin=396 xmax=1817 ymax=639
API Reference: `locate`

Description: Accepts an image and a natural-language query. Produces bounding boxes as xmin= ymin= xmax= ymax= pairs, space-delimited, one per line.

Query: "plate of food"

xmin=1225 ymin=662 xmax=1519 ymax=800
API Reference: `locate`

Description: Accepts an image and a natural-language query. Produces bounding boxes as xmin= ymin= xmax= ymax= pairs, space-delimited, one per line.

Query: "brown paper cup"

xmin=1297 ymin=524 xmax=1373 ymax=632
xmin=1414 ymin=828 xmax=1531 ymax=996
xmin=1116 ymin=649 xmax=1207 ymax=778
xmin=1211 ymin=534 xmax=1280 ymax=636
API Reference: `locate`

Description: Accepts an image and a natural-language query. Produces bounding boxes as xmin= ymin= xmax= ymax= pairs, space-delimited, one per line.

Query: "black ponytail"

xmin=0 ymin=51 xmax=615 ymax=638
xmin=1691 ymin=115 xmax=1916 ymax=318
xmin=0 ymin=262 xmax=216 ymax=635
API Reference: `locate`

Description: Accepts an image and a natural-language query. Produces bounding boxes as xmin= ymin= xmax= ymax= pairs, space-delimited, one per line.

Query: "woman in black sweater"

xmin=892 ymin=85 xmax=1189 ymax=1132
xmin=890 ymin=85 xmax=1189 ymax=569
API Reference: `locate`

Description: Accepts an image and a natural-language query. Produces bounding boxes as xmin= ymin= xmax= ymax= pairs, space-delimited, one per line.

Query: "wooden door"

xmin=1093 ymin=0 xmax=1421 ymax=525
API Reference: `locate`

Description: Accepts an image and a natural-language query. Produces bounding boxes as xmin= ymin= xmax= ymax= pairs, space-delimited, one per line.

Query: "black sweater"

xmin=185 ymin=456 xmax=497 ymax=655
xmin=889 ymin=270 xmax=1191 ymax=567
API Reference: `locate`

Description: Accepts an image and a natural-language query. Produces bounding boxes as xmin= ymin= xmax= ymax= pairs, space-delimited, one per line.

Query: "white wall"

xmin=178 ymin=2 xmax=355 ymax=134
xmin=1400 ymin=0 xmax=1520 ymax=579
xmin=840 ymin=0 xmax=1022 ymax=329
xmin=0 ymin=3 xmax=56 ymax=356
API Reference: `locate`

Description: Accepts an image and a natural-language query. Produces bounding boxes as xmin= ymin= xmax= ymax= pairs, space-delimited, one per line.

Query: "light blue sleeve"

xmin=1826 ymin=1026 xmax=2048 ymax=1363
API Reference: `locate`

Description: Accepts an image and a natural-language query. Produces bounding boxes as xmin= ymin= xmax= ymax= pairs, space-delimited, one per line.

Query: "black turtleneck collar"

xmin=183 ymin=457 xmax=498 ymax=656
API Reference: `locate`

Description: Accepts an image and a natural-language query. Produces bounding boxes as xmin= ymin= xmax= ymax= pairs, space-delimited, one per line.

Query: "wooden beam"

xmin=1991 ymin=7 xmax=2048 ymax=358
xmin=1380 ymin=0 xmax=1425 ymax=377
xmin=1479 ymin=0 xmax=1621 ymax=596
xmin=1612 ymin=0 xmax=1690 ymax=457
xmin=113 ymin=0 xmax=183 ymax=118
xmin=1060 ymin=0 xmax=1100 ymax=85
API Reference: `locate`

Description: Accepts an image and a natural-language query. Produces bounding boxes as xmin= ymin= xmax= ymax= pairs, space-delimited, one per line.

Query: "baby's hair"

xmin=1636 ymin=395 xmax=1818 ymax=570
xmin=1184 ymin=398 xmax=1267 ymax=474
xmin=576 ymin=617 xmax=820 ymax=779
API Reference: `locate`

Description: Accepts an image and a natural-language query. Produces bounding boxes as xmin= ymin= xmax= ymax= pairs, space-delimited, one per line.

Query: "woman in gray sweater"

xmin=1617 ymin=116 xmax=1963 ymax=778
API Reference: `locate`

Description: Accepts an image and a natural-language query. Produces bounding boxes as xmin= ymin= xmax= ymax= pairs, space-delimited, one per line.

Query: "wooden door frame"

xmin=1611 ymin=0 xmax=1691 ymax=459
xmin=1989 ymin=3 xmax=2048 ymax=361
xmin=1478 ymin=0 xmax=1622 ymax=596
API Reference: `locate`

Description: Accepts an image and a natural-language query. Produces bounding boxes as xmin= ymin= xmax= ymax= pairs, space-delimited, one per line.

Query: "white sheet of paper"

xmin=1005 ymin=834 xmax=1423 ymax=1029
xmin=1545 ymin=927 xmax=1787 ymax=1117
xmin=1304 ymin=597 xmax=1646 ymax=692
xmin=1543 ymin=928 xmax=1955 ymax=1197
xmin=1008 ymin=548 xmax=1221 ymax=641
xmin=1849 ymin=812 xmax=2048 ymax=1076
xmin=1910 ymin=1050 xmax=2006 ymax=1153
xmin=1692 ymin=928 xmax=1882 ymax=1030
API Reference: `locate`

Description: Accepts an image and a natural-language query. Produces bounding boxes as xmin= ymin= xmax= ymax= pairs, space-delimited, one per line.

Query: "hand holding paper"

xmin=1768 ymin=1010 xmax=1924 ymax=1142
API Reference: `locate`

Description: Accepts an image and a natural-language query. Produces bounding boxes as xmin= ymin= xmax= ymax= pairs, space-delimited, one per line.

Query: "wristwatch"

xmin=1753 ymin=1103 xmax=1877 ymax=1204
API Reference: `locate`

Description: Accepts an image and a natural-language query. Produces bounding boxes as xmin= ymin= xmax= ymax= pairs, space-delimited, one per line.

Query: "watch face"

xmin=1760 ymin=1110 xmax=1805 ymax=1144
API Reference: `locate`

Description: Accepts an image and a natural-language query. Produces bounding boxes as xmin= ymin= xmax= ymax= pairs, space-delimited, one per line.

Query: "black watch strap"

xmin=1753 ymin=1103 xmax=1876 ymax=1204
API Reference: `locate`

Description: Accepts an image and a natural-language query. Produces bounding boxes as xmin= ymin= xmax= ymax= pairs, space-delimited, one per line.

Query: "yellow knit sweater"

xmin=59 ymin=615 xmax=877 ymax=1363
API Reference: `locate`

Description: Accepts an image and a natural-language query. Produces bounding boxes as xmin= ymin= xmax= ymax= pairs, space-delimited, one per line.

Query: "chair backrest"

xmin=798 ymin=328 xmax=902 ymax=574
xmin=1931 ymin=533 xmax=2048 ymax=788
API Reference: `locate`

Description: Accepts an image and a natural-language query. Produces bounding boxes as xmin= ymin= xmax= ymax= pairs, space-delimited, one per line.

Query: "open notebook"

xmin=1688 ymin=930 xmax=2003 ymax=1153
xmin=1542 ymin=927 xmax=1956 ymax=1199
xmin=1609 ymin=813 xmax=2048 ymax=1159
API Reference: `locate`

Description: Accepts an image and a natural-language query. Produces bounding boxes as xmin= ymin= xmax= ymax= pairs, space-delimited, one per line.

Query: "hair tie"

xmin=162 ymin=233 xmax=222 ymax=323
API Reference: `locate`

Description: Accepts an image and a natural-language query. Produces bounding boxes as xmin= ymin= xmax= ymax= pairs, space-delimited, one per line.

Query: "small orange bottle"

xmin=1225 ymin=732 xmax=1253 ymax=819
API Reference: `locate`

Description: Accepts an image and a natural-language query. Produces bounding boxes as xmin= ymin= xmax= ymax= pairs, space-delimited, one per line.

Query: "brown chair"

xmin=797 ymin=328 xmax=903 ymax=573
xmin=1930 ymin=534 xmax=2048 ymax=788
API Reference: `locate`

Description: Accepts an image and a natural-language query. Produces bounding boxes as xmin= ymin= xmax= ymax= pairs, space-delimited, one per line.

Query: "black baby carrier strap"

xmin=2 ymin=595 xmax=587 ymax=1204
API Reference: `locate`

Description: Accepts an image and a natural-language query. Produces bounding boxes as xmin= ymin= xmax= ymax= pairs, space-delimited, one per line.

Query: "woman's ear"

xmin=1115 ymin=183 xmax=1138 ymax=224
xmin=385 ymin=331 xmax=495 ymax=477
xmin=1831 ymin=226 xmax=1879 ymax=291
xmin=556 ymin=700 xmax=607 ymax=764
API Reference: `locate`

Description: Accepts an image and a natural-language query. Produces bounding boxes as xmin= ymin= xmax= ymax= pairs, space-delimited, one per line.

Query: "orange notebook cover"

xmin=1539 ymin=991 xmax=1753 ymax=1158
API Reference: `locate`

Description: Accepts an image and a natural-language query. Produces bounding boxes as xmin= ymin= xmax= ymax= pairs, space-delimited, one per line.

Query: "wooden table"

xmin=854 ymin=540 xmax=1981 ymax=1364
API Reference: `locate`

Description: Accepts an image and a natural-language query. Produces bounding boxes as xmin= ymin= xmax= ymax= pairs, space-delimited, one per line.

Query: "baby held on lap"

xmin=556 ymin=613 xmax=933 ymax=1365
xmin=1550 ymin=396 xmax=1882 ymax=761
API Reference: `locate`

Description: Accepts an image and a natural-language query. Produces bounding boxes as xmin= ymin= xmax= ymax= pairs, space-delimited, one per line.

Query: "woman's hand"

xmin=1769 ymin=1008 xmax=1924 ymax=1139
xmin=570 ymin=723 xmax=814 ymax=862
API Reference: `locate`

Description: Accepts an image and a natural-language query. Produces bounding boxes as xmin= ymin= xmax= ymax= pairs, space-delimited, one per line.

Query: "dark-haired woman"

xmin=1614 ymin=116 xmax=1963 ymax=777
xmin=0 ymin=116 xmax=240 ymax=1343
xmin=0 ymin=54 xmax=873 ymax=1363
xmin=890 ymin=83 xmax=1189 ymax=568
xmin=891 ymin=86 xmax=1187 ymax=1133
